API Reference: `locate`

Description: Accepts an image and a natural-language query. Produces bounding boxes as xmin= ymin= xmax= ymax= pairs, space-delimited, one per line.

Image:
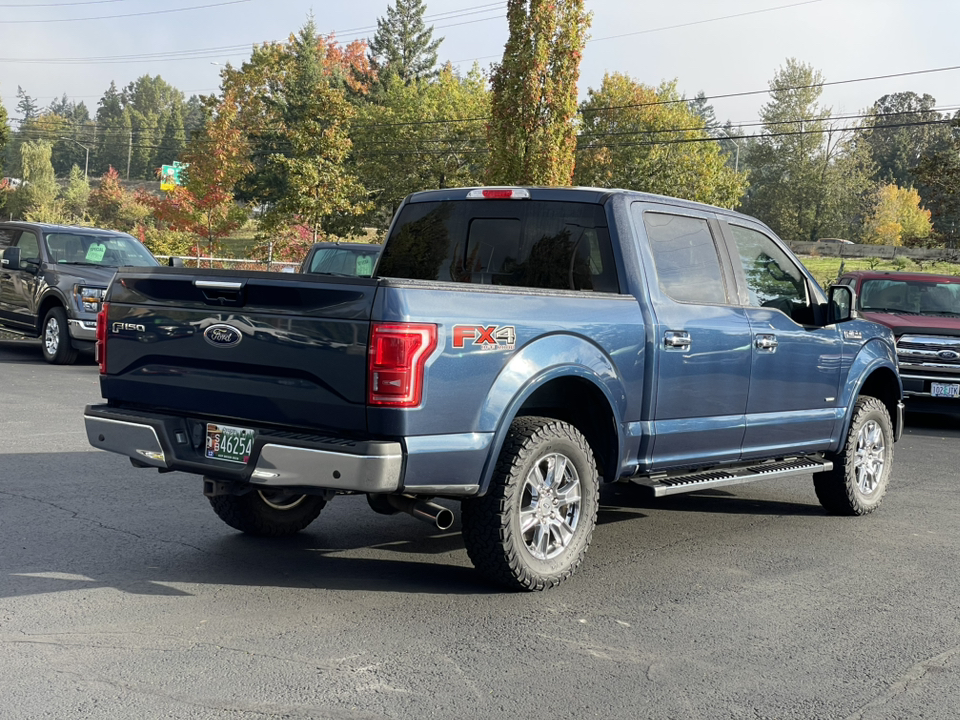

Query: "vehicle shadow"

xmin=0 ymin=339 xmax=97 ymax=366
xmin=599 ymin=481 xmax=824 ymax=518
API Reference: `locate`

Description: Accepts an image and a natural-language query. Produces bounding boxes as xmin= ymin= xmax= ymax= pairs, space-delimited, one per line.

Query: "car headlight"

xmin=75 ymin=285 xmax=106 ymax=313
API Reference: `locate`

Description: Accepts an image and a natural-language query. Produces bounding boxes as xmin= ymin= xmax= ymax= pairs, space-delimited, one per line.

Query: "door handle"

xmin=663 ymin=331 xmax=691 ymax=350
xmin=755 ymin=334 xmax=778 ymax=352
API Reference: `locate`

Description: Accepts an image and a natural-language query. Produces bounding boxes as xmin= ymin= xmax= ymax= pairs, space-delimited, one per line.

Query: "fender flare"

xmin=835 ymin=337 xmax=903 ymax=448
xmin=476 ymin=334 xmax=628 ymax=495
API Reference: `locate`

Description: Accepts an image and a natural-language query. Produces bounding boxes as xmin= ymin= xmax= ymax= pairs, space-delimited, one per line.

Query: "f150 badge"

xmin=453 ymin=324 xmax=516 ymax=351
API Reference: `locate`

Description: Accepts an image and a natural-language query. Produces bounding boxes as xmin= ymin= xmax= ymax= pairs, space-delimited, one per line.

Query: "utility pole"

xmin=60 ymin=137 xmax=92 ymax=180
xmin=126 ymin=129 xmax=132 ymax=180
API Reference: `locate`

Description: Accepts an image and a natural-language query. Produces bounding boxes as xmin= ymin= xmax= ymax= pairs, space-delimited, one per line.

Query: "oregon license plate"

xmin=205 ymin=423 xmax=255 ymax=463
xmin=931 ymin=382 xmax=960 ymax=399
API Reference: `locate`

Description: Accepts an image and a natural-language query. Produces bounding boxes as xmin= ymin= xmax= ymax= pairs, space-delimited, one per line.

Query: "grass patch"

xmin=799 ymin=255 xmax=960 ymax=289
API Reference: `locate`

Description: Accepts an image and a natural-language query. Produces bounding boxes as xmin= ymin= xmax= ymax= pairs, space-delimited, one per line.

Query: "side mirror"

xmin=1 ymin=246 xmax=21 ymax=272
xmin=168 ymin=256 xmax=184 ymax=267
xmin=828 ymin=284 xmax=858 ymax=324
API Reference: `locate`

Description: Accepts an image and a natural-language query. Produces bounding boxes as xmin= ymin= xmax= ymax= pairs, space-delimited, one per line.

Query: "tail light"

xmin=95 ymin=304 xmax=108 ymax=374
xmin=368 ymin=322 xmax=438 ymax=407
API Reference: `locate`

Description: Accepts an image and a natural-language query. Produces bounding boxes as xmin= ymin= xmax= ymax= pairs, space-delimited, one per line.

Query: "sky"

xmin=2 ymin=0 xmax=959 ymax=135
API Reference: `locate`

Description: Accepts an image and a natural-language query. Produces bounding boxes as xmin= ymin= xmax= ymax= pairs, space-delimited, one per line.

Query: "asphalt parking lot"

xmin=2 ymin=337 xmax=960 ymax=720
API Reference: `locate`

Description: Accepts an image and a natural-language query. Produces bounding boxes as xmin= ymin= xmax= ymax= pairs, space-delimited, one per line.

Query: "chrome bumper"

xmin=68 ymin=318 xmax=97 ymax=341
xmin=84 ymin=407 xmax=402 ymax=493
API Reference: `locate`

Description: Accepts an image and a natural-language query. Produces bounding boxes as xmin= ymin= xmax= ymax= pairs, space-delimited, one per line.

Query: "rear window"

xmin=378 ymin=200 xmax=619 ymax=292
xmin=307 ymin=247 xmax=380 ymax=277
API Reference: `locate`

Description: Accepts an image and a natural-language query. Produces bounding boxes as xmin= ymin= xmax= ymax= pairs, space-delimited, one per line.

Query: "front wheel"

xmin=208 ymin=489 xmax=326 ymax=536
xmin=461 ymin=417 xmax=599 ymax=591
xmin=41 ymin=306 xmax=78 ymax=365
xmin=814 ymin=396 xmax=894 ymax=515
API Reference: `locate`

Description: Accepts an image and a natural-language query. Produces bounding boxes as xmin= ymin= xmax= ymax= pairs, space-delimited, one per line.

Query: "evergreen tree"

xmin=0 ymin=92 xmax=9 ymax=164
xmin=741 ymin=59 xmax=872 ymax=242
xmin=486 ymin=0 xmax=591 ymax=186
xmin=688 ymin=91 xmax=717 ymax=129
xmin=155 ymin=101 xmax=187 ymax=169
xmin=368 ymin=0 xmax=442 ymax=85
xmin=16 ymin=87 xmax=40 ymax=121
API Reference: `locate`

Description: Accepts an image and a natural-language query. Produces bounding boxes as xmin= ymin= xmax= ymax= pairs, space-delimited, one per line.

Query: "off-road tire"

xmin=461 ymin=416 xmax=599 ymax=591
xmin=814 ymin=396 xmax=893 ymax=516
xmin=208 ymin=490 xmax=326 ymax=536
xmin=41 ymin=306 xmax=78 ymax=365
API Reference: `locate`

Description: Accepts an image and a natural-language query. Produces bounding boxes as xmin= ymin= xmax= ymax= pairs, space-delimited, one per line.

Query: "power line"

xmin=0 ymin=0 xmax=132 ymax=6
xmin=0 ymin=0 xmax=251 ymax=24
xmin=0 ymin=2 xmax=503 ymax=64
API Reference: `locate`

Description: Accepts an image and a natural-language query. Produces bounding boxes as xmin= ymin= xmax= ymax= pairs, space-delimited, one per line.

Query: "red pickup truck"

xmin=838 ymin=271 xmax=960 ymax=409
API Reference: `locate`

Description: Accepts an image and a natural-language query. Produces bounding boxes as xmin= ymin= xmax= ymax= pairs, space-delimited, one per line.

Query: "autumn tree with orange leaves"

xmin=487 ymin=0 xmax=591 ymax=186
xmin=140 ymin=92 xmax=251 ymax=258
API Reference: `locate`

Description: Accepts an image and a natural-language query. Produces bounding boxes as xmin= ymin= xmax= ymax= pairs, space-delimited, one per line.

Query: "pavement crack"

xmin=0 ymin=489 xmax=209 ymax=553
xmin=842 ymin=645 xmax=960 ymax=720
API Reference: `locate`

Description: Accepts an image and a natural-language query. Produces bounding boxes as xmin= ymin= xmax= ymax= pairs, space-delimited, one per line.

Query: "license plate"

xmin=931 ymin=382 xmax=960 ymax=399
xmin=205 ymin=423 xmax=255 ymax=463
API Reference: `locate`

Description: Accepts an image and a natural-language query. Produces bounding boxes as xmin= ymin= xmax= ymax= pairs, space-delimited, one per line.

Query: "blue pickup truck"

xmin=84 ymin=187 xmax=903 ymax=590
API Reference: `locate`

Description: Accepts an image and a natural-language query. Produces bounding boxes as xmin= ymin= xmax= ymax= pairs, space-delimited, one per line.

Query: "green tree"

xmin=0 ymin=93 xmax=12 ymax=170
xmin=741 ymin=59 xmax=872 ymax=242
xmin=487 ymin=0 xmax=590 ymax=186
xmin=353 ymin=64 xmax=490 ymax=227
xmin=912 ymin=117 xmax=960 ymax=245
xmin=575 ymin=74 xmax=746 ymax=208
xmin=154 ymin=100 xmax=187 ymax=170
xmin=11 ymin=140 xmax=62 ymax=221
xmin=16 ymin=86 xmax=39 ymax=121
xmin=861 ymin=92 xmax=952 ymax=188
xmin=226 ymin=18 xmax=371 ymax=247
xmin=62 ymin=165 xmax=91 ymax=224
xmin=368 ymin=0 xmax=442 ymax=85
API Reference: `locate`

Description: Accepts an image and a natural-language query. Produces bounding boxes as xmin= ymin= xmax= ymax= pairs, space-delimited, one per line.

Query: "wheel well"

xmin=515 ymin=376 xmax=619 ymax=482
xmin=859 ymin=367 xmax=901 ymax=435
xmin=36 ymin=296 xmax=65 ymax=335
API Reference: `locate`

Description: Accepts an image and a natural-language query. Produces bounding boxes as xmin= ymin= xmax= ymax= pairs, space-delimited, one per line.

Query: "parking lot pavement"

xmin=2 ymin=346 xmax=960 ymax=719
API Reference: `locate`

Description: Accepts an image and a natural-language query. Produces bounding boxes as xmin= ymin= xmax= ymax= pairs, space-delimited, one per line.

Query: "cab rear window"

xmin=378 ymin=200 xmax=619 ymax=293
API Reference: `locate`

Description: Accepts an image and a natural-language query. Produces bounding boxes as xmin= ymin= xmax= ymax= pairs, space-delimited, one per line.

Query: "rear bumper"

xmin=84 ymin=404 xmax=402 ymax=493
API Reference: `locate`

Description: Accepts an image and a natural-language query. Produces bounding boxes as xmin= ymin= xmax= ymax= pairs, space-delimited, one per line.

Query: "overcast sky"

xmin=2 ymin=0 xmax=958 ymax=134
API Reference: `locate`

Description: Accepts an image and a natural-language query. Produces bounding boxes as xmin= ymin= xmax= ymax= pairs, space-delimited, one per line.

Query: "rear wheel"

xmin=41 ymin=306 xmax=78 ymax=365
xmin=461 ymin=417 xmax=599 ymax=591
xmin=208 ymin=489 xmax=326 ymax=536
xmin=814 ymin=396 xmax=893 ymax=515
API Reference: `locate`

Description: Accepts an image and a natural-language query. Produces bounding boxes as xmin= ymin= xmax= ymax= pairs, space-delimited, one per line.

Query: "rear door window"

xmin=378 ymin=200 xmax=619 ymax=293
xmin=640 ymin=212 xmax=727 ymax=304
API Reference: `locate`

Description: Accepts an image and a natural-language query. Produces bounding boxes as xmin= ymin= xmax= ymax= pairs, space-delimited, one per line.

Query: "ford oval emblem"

xmin=203 ymin=324 xmax=242 ymax=348
xmin=938 ymin=349 xmax=960 ymax=361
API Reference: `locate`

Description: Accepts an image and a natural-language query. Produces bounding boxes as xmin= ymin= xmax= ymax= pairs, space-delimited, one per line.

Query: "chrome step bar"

xmin=631 ymin=457 xmax=833 ymax=497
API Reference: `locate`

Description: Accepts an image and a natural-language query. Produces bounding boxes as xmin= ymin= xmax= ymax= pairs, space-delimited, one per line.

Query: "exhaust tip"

xmin=434 ymin=507 xmax=455 ymax=531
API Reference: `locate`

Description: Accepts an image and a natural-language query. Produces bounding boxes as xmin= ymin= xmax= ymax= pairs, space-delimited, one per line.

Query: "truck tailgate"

xmin=101 ymin=268 xmax=377 ymax=434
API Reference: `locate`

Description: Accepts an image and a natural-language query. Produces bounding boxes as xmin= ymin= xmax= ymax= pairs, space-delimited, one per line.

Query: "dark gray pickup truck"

xmin=0 ymin=222 xmax=160 ymax=363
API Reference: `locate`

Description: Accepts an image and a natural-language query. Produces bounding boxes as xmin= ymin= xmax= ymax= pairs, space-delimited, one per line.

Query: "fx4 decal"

xmin=452 ymin=324 xmax=516 ymax=351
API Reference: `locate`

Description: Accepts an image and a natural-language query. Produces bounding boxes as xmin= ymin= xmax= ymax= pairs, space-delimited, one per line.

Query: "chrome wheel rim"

xmin=44 ymin=317 xmax=60 ymax=356
xmin=854 ymin=419 xmax=885 ymax=495
xmin=257 ymin=490 xmax=307 ymax=511
xmin=519 ymin=452 xmax=582 ymax=561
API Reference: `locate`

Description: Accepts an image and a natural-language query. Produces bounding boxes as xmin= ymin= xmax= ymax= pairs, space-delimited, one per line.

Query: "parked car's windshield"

xmin=860 ymin=278 xmax=960 ymax=315
xmin=44 ymin=232 xmax=159 ymax=268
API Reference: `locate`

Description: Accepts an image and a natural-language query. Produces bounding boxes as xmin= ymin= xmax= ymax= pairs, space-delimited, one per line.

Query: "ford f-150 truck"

xmin=0 ymin=222 xmax=162 ymax=364
xmin=837 ymin=271 xmax=960 ymax=410
xmin=84 ymin=187 xmax=904 ymax=591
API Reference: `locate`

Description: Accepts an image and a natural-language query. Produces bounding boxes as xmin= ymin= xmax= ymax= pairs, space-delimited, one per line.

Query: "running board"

xmin=631 ymin=457 xmax=833 ymax=497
